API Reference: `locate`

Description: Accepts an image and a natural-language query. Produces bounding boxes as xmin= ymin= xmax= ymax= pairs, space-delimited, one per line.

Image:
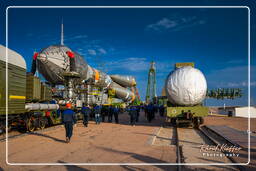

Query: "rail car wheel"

xmin=0 ymin=122 xmax=5 ymax=134
xmin=38 ymin=117 xmax=47 ymax=129
xmin=193 ymin=117 xmax=200 ymax=128
xmin=26 ymin=117 xmax=36 ymax=132
xmin=171 ymin=118 xmax=177 ymax=126
xmin=199 ymin=117 xmax=204 ymax=124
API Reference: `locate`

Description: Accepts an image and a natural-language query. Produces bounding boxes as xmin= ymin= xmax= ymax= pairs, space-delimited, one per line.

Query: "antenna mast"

xmin=61 ymin=19 xmax=64 ymax=45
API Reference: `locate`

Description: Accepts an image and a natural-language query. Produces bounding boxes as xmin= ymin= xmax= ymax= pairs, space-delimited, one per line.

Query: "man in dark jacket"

xmin=136 ymin=106 xmax=140 ymax=122
xmin=113 ymin=106 xmax=119 ymax=124
xmin=62 ymin=103 xmax=76 ymax=143
xmin=81 ymin=104 xmax=91 ymax=127
xmin=147 ymin=103 xmax=154 ymax=122
xmin=94 ymin=105 xmax=101 ymax=124
xmin=129 ymin=106 xmax=137 ymax=126
xmin=108 ymin=105 xmax=113 ymax=122
xmin=159 ymin=105 xmax=165 ymax=117
xmin=101 ymin=105 xmax=108 ymax=122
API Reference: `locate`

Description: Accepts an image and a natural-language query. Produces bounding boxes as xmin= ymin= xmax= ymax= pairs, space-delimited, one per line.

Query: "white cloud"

xmin=227 ymin=81 xmax=256 ymax=87
xmin=146 ymin=15 xmax=205 ymax=32
xmin=104 ymin=58 xmax=174 ymax=73
xmin=107 ymin=57 xmax=148 ymax=72
xmin=72 ymin=35 xmax=88 ymax=39
xmin=147 ymin=18 xmax=178 ymax=31
xmin=206 ymin=65 xmax=256 ymax=88
xmin=88 ymin=49 xmax=97 ymax=56
xmin=98 ymin=48 xmax=107 ymax=55
xmin=226 ymin=59 xmax=244 ymax=64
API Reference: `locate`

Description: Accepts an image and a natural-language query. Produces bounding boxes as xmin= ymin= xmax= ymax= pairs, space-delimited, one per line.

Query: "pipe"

xmin=25 ymin=103 xmax=59 ymax=111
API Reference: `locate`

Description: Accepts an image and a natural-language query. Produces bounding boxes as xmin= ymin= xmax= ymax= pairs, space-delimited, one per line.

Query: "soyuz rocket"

xmin=30 ymin=24 xmax=136 ymax=103
xmin=31 ymin=45 xmax=136 ymax=103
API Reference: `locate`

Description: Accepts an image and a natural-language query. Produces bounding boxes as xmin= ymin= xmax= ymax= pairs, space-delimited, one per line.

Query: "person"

xmin=62 ymin=103 xmax=76 ymax=143
xmin=101 ymin=105 xmax=108 ymax=122
xmin=113 ymin=106 xmax=119 ymax=124
xmin=159 ymin=105 xmax=165 ymax=117
xmin=136 ymin=105 xmax=140 ymax=122
xmin=128 ymin=105 xmax=137 ymax=126
xmin=153 ymin=104 xmax=158 ymax=119
xmin=144 ymin=104 xmax=148 ymax=118
xmin=147 ymin=103 xmax=154 ymax=122
xmin=81 ymin=104 xmax=91 ymax=127
xmin=94 ymin=105 xmax=101 ymax=124
xmin=108 ymin=105 xmax=113 ymax=122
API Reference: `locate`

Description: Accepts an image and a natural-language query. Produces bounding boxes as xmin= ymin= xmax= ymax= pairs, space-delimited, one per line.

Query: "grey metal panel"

xmin=37 ymin=45 xmax=89 ymax=85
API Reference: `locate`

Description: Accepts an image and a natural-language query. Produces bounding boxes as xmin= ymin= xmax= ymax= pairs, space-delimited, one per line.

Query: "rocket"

xmin=31 ymin=45 xmax=136 ymax=102
xmin=30 ymin=22 xmax=137 ymax=103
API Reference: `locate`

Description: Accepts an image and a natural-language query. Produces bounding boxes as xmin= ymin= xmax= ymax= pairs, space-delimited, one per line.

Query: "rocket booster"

xmin=33 ymin=45 xmax=135 ymax=101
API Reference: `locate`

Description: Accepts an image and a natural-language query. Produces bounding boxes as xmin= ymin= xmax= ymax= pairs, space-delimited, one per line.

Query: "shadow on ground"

xmin=58 ymin=160 xmax=90 ymax=171
xmin=29 ymin=132 xmax=66 ymax=143
xmin=95 ymin=146 xmax=176 ymax=170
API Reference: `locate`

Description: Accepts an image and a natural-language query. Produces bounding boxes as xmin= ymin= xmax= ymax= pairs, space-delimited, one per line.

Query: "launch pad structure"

xmin=145 ymin=61 xmax=157 ymax=104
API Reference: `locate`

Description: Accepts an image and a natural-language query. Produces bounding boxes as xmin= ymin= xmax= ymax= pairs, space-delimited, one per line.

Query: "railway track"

xmin=174 ymin=125 xmax=242 ymax=171
xmin=174 ymin=126 xmax=183 ymax=171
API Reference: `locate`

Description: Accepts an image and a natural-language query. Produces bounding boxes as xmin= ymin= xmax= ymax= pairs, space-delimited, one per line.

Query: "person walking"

xmin=101 ymin=105 xmax=108 ymax=122
xmin=108 ymin=105 xmax=113 ymax=122
xmin=113 ymin=106 xmax=119 ymax=124
xmin=129 ymin=105 xmax=137 ymax=126
xmin=81 ymin=104 xmax=91 ymax=127
xmin=159 ymin=105 xmax=165 ymax=117
xmin=136 ymin=105 xmax=140 ymax=122
xmin=62 ymin=103 xmax=76 ymax=143
xmin=144 ymin=104 xmax=148 ymax=118
xmin=94 ymin=105 xmax=101 ymax=124
xmin=147 ymin=103 xmax=154 ymax=122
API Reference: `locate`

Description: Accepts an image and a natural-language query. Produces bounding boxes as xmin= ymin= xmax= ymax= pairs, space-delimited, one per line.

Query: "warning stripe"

xmin=9 ymin=95 xmax=26 ymax=100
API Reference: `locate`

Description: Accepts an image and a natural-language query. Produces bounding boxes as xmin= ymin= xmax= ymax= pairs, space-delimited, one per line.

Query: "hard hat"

xmin=66 ymin=103 xmax=72 ymax=108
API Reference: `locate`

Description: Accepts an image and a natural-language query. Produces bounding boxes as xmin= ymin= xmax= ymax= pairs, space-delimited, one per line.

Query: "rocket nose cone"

xmin=37 ymin=53 xmax=47 ymax=62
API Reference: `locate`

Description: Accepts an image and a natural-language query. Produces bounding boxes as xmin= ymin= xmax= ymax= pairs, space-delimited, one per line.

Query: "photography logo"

xmin=200 ymin=144 xmax=242 ymax=158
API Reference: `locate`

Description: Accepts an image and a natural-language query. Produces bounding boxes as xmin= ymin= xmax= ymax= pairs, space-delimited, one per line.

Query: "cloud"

xmin=64 ymin=34 xmax=87 ymax=42
xmin=227 ymin=81 xmax=256 ymax=87
xmin=147 ymin=18 xmax=178 ymax=31
xmin=72 ymin=35 xmax=88 ymax=39
xmin=206 ymin=65 xmax=255 ymax=88
xmin=104 ymin=58 xmax=174 ymax=74
xmin=146 ymin=15 xmax=205 ymax=32
xmin=226 ymin=59 xmax=244 ymax=65
xmin=88 ymin=49 xmax=97 ymax=56
xmin=85 ymin=48 xmax=108 ymax=57
xmin=106 ymin=57 xmax=149 ymax=72
xmin=98 ymin=48 xmax=107 ymax=55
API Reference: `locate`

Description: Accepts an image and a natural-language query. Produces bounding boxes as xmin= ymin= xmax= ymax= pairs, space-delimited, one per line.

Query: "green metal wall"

xmin=0 ymin=60 xmax=26 ymax=115
xmin=166 ymin=106 xmax=209 ymax=118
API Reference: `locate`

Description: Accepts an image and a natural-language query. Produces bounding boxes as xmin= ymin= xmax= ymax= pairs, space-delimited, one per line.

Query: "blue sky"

xmin=1 ymin=0 xmax=255 ymax=106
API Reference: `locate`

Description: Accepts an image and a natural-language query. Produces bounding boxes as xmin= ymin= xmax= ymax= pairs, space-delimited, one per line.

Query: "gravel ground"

xmin=1 ymin=114 xmax=254 ymax=171
xmin=204 ymin=115 xmax=256 ymax=133
xmin=0 ymin=112 xmax=176 ymax=171
xmin=203 ymin=115 xmax=256 ymax=170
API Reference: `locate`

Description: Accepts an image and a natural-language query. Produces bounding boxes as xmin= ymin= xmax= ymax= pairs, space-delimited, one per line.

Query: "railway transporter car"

xmin=0 ymin=45 xmax=61 ymax=133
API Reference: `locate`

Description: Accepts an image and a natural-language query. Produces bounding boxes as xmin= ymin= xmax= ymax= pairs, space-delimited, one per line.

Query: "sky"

xmin=1 ymin=0 xmax=255 ymax=106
